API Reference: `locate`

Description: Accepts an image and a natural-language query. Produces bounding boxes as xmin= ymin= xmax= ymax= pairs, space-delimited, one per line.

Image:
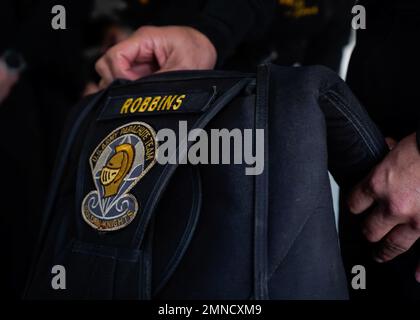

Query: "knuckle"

xmin=95 ymin=59 xmax=104 ymax=73
xmin=108 ymin=48 xmax=127 ymax=66
xmin=105 ymin=49 xmax=118 ymax=63
xmin=367 ymin=173 xmax=382 ymax=195
xmin=347 ymin=198 xmax=358 ymax=214
xmin=136 ymin=25 xmax=154 ymax=35
xmin=389 ymin=198 xmax=412 ymax=218
xmin=363 ymin=226 xmax=379 ymax=243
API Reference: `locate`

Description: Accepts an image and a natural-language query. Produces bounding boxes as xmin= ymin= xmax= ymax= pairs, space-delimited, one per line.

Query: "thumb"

xmin=157 ymin=49 xmax=188 ymax=74
xmin=347 ymin=177 xmax=376 ymax=214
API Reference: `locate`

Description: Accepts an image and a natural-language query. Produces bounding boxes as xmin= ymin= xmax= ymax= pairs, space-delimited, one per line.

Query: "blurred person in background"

xmin=342 ymin=0 xmax=420 ymax=300
xmin=223 ymin=0 xmax=354 ymax=73
xmin=94 ymin=0 xmax=354 ymax=83
xmin=0 ymin=0 xmax=93 ymax=298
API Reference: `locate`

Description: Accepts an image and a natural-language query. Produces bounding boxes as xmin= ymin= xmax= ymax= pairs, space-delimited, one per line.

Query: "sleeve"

xmin=303 ymin=0 xmax=355 ymax=72
xmin=185 ymin=0 xmax=276 ymax=66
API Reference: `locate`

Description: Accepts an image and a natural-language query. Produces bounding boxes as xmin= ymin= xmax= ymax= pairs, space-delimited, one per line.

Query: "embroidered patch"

xmin=81 ymin=122 xmax=157 ymax=231
xmin=97 ymin=88 xmax=216 ymax=121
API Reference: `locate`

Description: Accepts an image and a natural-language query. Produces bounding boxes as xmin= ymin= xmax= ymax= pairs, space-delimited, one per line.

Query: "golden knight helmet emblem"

xmin=100 ymin=143 xmax=135 ymax=197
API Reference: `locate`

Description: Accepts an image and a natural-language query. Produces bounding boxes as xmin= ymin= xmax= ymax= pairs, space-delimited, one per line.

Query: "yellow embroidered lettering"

xmin=172 ymin=94 xmax=186 ymax=110
xmin=130 ymin=97 xmax=143 ymax=113
xmin=139 ymin=97 xmax=152 ymax=112
xmin=120 ymin=98 xmax=133 ymax=114
xmin=148 ymin=96 xmax=161 ymax=111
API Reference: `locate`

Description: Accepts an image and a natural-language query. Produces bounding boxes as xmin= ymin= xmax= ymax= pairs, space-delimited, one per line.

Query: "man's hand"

xmin=95 ymin=26 xmax=217 ymax=89
xmin=348 ymin=133 xmax=420 ymax=282
xmin=0 ymin=60 xmax=19 ymax=104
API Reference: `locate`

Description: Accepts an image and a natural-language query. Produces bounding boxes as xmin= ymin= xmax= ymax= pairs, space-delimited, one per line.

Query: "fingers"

xmin=95 ymin=25 xmax=218 ymax=90
xmin=362 ymin=204 xmax=401 ymax=243
xmin=348 ymin=134 xmax=420 ymax=270
xmin=105 ymin=50 xmax=147 ymax=80
xmin=82 ymin=82 xmax=100 ymax=97
xmin=374 ymin=224 xmax=420 ymax=263
xmin=95 ymin=58 xmax=114 ymax=89
xmin=348 ymin=178 xmax=376 ymax=214
xmin=130 ymin=61 xmax=159 ymax=77
xmin=96 ymin=45 xmax=157 ymax=89
xmin=95 ymin=26 xmax=165 ymax=88
xmin=97 ymin=52 xmax=140 ymax=88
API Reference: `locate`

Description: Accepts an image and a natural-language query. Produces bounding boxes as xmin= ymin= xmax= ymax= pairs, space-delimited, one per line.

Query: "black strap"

xmin=153 ymin=166 xmax=202 ymax=296
xmin=131 ymin=78 xmax=252 ymax=249
xmin=133 ymin=78 xmax=251 ymax=299
xmin=254 ymin=64 xmax=270 ymax=300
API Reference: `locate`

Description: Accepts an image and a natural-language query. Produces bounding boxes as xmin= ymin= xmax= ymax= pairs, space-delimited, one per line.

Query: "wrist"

xmin=183 ymin=26 xmax=217 ymax=69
